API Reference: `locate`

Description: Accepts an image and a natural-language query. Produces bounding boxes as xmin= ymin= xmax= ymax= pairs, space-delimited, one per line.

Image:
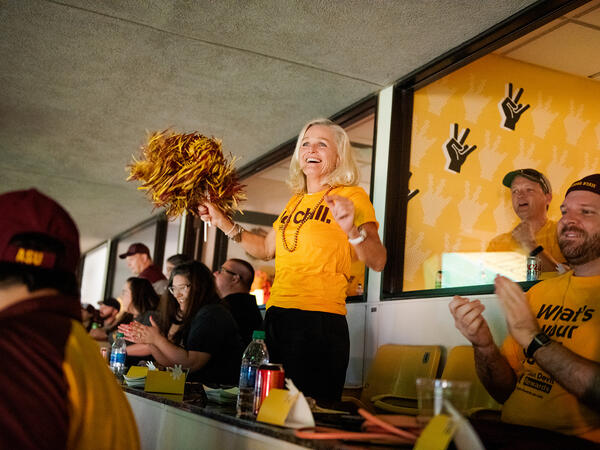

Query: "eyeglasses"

xmin=168 ymin=284 xmax=191 ymax=295
xmin=219 ymin=266 xmax=239 ymax=277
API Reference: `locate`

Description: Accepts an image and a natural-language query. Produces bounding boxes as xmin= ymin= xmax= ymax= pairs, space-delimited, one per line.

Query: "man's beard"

xmin=558 ymin=226 xmax=600 ymax=266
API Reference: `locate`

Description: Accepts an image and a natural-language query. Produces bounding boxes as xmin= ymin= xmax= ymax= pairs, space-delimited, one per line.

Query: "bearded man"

xmin=449 ymin=174 xmax=600 ymax=444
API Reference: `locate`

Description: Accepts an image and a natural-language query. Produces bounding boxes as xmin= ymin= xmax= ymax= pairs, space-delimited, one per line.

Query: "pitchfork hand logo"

xmin=499 ymin=82 xmax=530 ymax=130
xmin=444 ymin=123 xmax=477 ymax=173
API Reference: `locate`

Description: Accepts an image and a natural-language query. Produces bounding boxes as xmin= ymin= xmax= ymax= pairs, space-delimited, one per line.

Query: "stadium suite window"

xmin=402 ymin=53 xmax=598 ymax=293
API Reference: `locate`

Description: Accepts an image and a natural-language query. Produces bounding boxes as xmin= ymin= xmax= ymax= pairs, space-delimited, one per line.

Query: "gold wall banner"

xmin=405 ymin=54 xmax=600 ymax=291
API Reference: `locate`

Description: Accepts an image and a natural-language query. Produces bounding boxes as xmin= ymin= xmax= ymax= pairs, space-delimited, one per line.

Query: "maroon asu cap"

xmin=0 ymin=189 xmax=80 ymax=274
xmin=119 ymin=242 xmax=150 ymax=259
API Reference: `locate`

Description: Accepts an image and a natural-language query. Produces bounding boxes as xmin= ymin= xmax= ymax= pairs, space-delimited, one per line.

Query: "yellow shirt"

xmin=500 ymin=272 xmax=600 ymax=442
xmin=487 ymin=219 xmax=565 ymax=264
xmin=65 ymin=321 xmax=140 ymax=450
xmin=268 ymin=186 xmax=378 ymax=315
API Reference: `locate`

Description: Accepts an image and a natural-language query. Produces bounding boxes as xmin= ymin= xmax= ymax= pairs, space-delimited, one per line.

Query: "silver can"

xmin=526 ymin=256 xmax=540 ymax=281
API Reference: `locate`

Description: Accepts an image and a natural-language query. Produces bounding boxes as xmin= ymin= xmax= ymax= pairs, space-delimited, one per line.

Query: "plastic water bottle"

xmin=237 ymin=330 xmax=269 ymax=417
xmin=109 ymin=332 xmax=127 ymax=381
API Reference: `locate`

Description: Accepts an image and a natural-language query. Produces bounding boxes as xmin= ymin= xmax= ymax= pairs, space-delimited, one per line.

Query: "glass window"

xmin=162 ymin=216 xmax=182 ymax=273
xmin=402 ymin=44 xmax=599 ymax=292
xmin=80 ymin=242 xmax=109 ymax=307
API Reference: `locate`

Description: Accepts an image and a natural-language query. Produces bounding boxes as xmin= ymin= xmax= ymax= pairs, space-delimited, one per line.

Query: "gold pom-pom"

xmin=127 ymin=130 xmax=245 ymax=219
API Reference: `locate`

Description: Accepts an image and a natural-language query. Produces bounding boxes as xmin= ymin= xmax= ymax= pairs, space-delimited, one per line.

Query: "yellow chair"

xmin=441 ymin=345 xmax=501 ymax=416
xmin=346 ymin=344 xmax=442 ymax=414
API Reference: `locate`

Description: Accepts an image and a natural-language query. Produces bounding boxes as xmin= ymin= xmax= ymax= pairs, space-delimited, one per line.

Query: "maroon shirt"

xmin=0 ymin=295 xmax=80 ymax=449
xmin=139 ymin=263 xmax=166 ymax=284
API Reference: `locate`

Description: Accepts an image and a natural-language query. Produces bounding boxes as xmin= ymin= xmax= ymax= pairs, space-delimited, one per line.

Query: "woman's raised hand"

xmin=197 ymin=201 xmax=230 ymax=231
xmin=325 ymin=194 xmax=355 ymax=235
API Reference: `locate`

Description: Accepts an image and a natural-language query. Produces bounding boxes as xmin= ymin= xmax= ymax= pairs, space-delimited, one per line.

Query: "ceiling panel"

xmin=0 ymin=0 xmax=547 ymax=250
xmin=502 ymin=22 xmax=600 ymax=79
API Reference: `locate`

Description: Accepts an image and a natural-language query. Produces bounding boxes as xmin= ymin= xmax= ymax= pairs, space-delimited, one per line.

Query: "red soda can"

xmin=253 ymin=363 xmax=285 ymax=415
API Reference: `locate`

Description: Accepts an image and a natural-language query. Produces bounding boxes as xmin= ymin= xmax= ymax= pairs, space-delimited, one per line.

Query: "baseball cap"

xmin=0 ymin=188 xmax=80 ymax=273
xmin=565 ymin=174 xmax=600 ymax=198
xmin=99 ymin=297 xmax=121 ymax=312
xmin=502 ymin=168 xmax=552 ymax=194
xmin=119 ymin=242 xmax=150 ymax=259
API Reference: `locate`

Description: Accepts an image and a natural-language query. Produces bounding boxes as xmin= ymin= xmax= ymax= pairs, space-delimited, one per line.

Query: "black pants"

xmin=264 ymin=306 xmax=350 ymax=405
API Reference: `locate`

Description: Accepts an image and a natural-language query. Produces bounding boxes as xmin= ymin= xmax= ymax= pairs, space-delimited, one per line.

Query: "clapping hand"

xmin=494 ymin=275 xmax=539 ymax=348
xmin=119 ymin=317 xmax=162 ymax=345
xmin=500 ymin=83 xmax=530 ymax=130
xmin=444 ymin=123 xmax=477 ymax=173
xmin=448 ymin=295 xmax=494 ymax=348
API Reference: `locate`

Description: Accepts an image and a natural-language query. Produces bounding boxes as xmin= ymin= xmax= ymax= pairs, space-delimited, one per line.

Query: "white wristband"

xmin=224 ymin=222 xmax=236 ymax=236
xmin=348 ymin=227 xmax=367 ymax=245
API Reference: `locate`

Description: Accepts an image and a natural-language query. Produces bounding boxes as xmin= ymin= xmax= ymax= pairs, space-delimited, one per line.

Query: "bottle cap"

xmin=252 ymin=330 xmax=265 ymax=340
xmin=116 ymin=332 xmax=124 ymax=338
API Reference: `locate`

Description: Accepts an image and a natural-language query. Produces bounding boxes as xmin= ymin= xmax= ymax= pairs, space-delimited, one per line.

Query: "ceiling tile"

xmin=504 ymin=22 xmax=600 ymax=78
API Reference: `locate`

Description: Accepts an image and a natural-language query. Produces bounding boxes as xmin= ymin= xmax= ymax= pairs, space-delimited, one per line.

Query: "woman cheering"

xmin=120 ymin=262 xmax=243 ymax=386
xmin=198 ymin=118 xmax=386 ymax=405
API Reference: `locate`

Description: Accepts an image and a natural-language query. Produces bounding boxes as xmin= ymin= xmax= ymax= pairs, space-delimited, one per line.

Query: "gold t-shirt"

xmin=268 ymin=186 xmax=378 ymax=315
xmin=487 ymin=219 xmax=565 ymax=264
xmin=500 ymin=272 xmax=600 ymax=442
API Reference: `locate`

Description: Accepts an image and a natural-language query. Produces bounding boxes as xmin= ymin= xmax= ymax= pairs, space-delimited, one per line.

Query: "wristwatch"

xmin=524 ymin=332 xmax=552 ymax=358
xmin=348 ymin=227 xmax=367 ymax=245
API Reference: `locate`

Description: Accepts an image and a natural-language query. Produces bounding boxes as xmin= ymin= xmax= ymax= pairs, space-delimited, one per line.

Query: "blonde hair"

xmin=287 ymin=118 xmax=359 ymax=194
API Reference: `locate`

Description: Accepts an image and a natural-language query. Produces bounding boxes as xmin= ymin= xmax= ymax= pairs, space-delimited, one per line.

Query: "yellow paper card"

xmin=414 ymin=414 xmax=456 ymax=450
xmin=144 ymin=370 xmax=186 ymax=395
xmin=256 ymin=389 xmax=299 ymax=426
xmin=126 ymin=366 xmax=149 ymax=378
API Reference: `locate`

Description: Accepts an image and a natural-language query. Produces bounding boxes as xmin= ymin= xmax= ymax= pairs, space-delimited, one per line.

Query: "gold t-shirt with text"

xmin=268 ymin=186 xmax=378 ymax=315
xmin=501 ymin=272 xmax=600 ymax=442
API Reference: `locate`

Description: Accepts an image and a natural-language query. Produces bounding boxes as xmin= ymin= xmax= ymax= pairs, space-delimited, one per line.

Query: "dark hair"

xmin=0 ymin=234 xmax=79 ymax=297
xmin=161 ymin=261 xmax=219 ymax=344
xmin=229 ymin=258 xmax=255 ymax=291
xmin=166 ymin=254 xmax=190 ymax=267
xmin=127 ymin=277 xmax=159 ymax=316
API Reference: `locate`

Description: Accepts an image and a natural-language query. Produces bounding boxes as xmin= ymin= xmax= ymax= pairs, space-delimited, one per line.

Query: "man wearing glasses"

xmin=214 ymin=258 xmax=263 ymax=349
xmin=488 ymin=168 xmax=565 ymax=273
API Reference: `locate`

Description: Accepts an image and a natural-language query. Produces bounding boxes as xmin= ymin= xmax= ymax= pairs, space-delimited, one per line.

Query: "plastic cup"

xmin=416 ymin=378 xmax=471 ymax=426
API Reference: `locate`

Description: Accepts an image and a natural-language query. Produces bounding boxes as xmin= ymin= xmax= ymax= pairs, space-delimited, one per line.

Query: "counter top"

xmin=123 ymin=385 xmax=409 ymax=449
xmin=124 ymin=385 xmax=599 ymax=450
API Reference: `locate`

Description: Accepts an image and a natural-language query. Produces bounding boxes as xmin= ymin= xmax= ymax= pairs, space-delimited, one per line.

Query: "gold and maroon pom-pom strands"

xmin=281 ymin=187 xmax=333 ymax=252
xmin=127 ymin=130 xmax=245 ymax=219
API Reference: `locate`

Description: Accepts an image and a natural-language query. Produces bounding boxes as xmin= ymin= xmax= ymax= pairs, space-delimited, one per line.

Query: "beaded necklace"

xmin=281 ymin=186 xmax=334 ymax=252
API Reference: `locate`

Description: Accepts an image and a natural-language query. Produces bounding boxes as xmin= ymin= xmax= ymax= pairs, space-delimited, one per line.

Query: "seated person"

xmin=120 ymin=277 xmax=159 ymax=365
xmin=214 ymin=258 xmax=263 ymax=349
xmin=487 ymin=169 xmax=565 ymax=273
xmin=165 ymin=253 xmax=191 ymax=279
xmin=0 ymin=188 xmax=139 ymax=449
xmin=89 ymin=296 xmax=126 ymax=341
xmin=119 ymin=243 xmax=168 ymax=295
xmin=121 ymin=261 xmax=243 ymax=386
xmin=450 ymin=174 xmax=600 ymax=443
xmin=80 ymin=303 xmax=97 ymax=331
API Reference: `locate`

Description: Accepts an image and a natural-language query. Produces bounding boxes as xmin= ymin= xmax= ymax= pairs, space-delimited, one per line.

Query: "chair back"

xmin=360 ymin=344 xmax=441 ymax=413
xmin=441 ymin=345 xmax=501 ymax=412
